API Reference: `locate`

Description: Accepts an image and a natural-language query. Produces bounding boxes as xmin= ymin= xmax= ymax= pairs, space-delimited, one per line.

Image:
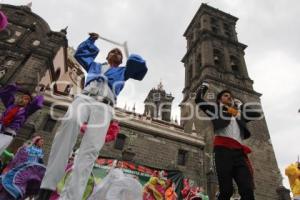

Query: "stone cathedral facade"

xmin=0 ymin=3 xmax=289 ymax=200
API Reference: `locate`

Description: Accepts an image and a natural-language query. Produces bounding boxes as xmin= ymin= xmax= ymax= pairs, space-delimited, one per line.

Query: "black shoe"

xmin=36 ymin=188 xmax=53 ymax=200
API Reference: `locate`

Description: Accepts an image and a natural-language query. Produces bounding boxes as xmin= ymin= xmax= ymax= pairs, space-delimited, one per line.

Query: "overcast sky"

xmin=2 ymin=0 xmax=300 ymax=189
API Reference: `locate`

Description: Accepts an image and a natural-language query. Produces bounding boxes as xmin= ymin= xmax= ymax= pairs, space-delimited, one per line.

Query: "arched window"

xmin=54 ymin=68 xmax=61 ymax=81
xmin=211 ymin=17 xmax=220 ymax=34
xmin=114 ymin=134 xmax=127 ymax=150
xmin=230 ymin=56 xmax=240 ymax=74
xmin=64 ymin=84 xmax=73 ymax=94
xmin=223 ymin=23 xmax=232 ymax=38
xmin=213 ymin=49 xmax=224 ymax=68
xmin=43 ymin=115 xmax=57 ymax=133
xmin=177 ymin=149 xmax=188 ymax=166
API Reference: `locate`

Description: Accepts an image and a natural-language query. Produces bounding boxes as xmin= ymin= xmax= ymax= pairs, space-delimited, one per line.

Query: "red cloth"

xmin=214 ymin=136 xmax=252 ymax=154
xmin=80 ymin=121 xmax=120 ymax=143
xmin=1 ymin=106 xmax=20 ymax=127
xmin=105 ymin=121 xmax=120 ymax=143
xmin=214 ymin=136 xmax=254 ymax=177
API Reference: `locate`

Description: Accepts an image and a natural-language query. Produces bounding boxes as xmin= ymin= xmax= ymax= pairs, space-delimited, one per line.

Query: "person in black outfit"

xmin=195 ymin=83 xmax=262 ymax=200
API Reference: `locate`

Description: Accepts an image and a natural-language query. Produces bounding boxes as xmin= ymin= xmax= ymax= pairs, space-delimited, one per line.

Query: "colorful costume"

xmin=49 ymin=123 xmax=120 ymax=200
xmin=143 ymin=176 xmax=166 ymax=200
xmin=181 ymin=180 xmax=199 ymax=200
xmin=0 ymin=11 xmax=8 ymax=31
xmin=285 ymin=163 xmax=300 ymax=199
xmin=165 ymin=185 xmax=177 ymax=200
xmin=49 ymin=163 xmax=95 ymax=200
xmin=181 ymin=179 xmax=209 ymax=200
xmin=40 ymin=36 xmax=147 ymax=200
xmin=0 ymin=84 xmax=44 ymax=154
xmin=0 ymin=138 xmax=46 ymax=199
xmin=0 ymin=150 xmax=14 ymax=173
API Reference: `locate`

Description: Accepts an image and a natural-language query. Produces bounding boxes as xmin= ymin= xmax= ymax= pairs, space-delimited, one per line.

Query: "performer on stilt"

xmin=0 ymin=83 xmax=44 ymax=154
xmin=49 ymin=121 xmax=120 ymax=200
xmin=38 ymin=32 xmax=148 ymax=200
xmin=195 ymin=83 xmax=262 ymax=200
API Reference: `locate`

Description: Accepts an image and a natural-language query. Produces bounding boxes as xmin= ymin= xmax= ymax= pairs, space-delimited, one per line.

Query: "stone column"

xmin=223 ymin=46 xmax=231 ymax=72
xmin=239 ymin=53 xmax=249 ymax=78
xmin=201 ymin=40 xmax=214 ymax=67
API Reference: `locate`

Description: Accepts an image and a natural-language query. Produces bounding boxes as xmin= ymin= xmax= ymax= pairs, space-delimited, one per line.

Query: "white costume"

xmin=88 ymin=168 xmax=143 ymax=200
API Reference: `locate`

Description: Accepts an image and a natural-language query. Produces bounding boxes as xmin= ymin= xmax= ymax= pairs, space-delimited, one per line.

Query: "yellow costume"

xmin=285 ymin=163 xmax=300 ymax=198
xmin=143 ymin=177 xmax=166 ymax=200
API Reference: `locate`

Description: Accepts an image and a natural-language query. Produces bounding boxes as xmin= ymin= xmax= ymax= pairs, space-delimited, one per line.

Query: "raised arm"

xmin=0 ymin=83 xmax=19 ymax=108
xmin=26 ymin=95 xmax=44 ymax=116
xmin=74 ymin=36 xmax=100 ymax=72
xmin=195 ymin=85 xmax=217 ymax=117
xmin=124 ymin=54 xmax=148 ymax=81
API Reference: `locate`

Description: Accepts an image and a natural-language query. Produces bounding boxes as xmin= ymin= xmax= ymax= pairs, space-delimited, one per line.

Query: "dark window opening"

xmin=213 ymin=49 xmax=224 ymax=68
xmin=211 ymin=17 xmax=220 ymax=34
xmin=39 ymin=84 xmax=45 ymax=92
xmin=114 ymin=134 xmax=126 ymax=150
xmin=64 ymin=84 xmax=72 ymax=94
xmin=212 ymin=27 xmax=219 ymax=34
xmin=161 ymin=105 xmax=171 ymax=122
xmin=43 ymin=116 xmax=57 ymax=132
xmin=232 ymin=65 xmax=239 ymax=73
xmin=214 ymin=55 xmax=220 ymax=64
xmin=211 ymin=17 xmax=217 ymax=25
xmin=225 ymin=31 xmax=231 ymax=37
xmin=230 ymin=56 xmax=240 ymax=74
xmin=223 ymin=23 xmax=233 ymax=38
xmin=177 ymin=149 xmax=188 ymax=166
xmin=54 ymin=68 xmax=61 ymax=81
xmin=196 ymin=54 xmax=202 ymax=75
xmin=188 ymin=65 xmax=193 ymax=85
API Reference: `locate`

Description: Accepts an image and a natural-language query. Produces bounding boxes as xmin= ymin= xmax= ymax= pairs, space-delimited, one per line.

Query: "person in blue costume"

xmin=38 ymin=33 xmax=148 ymax=200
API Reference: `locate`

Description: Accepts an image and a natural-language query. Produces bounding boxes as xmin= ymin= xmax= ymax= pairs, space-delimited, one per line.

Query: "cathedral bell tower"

xmin=144 ymin=82 xmax=174 ymax=122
